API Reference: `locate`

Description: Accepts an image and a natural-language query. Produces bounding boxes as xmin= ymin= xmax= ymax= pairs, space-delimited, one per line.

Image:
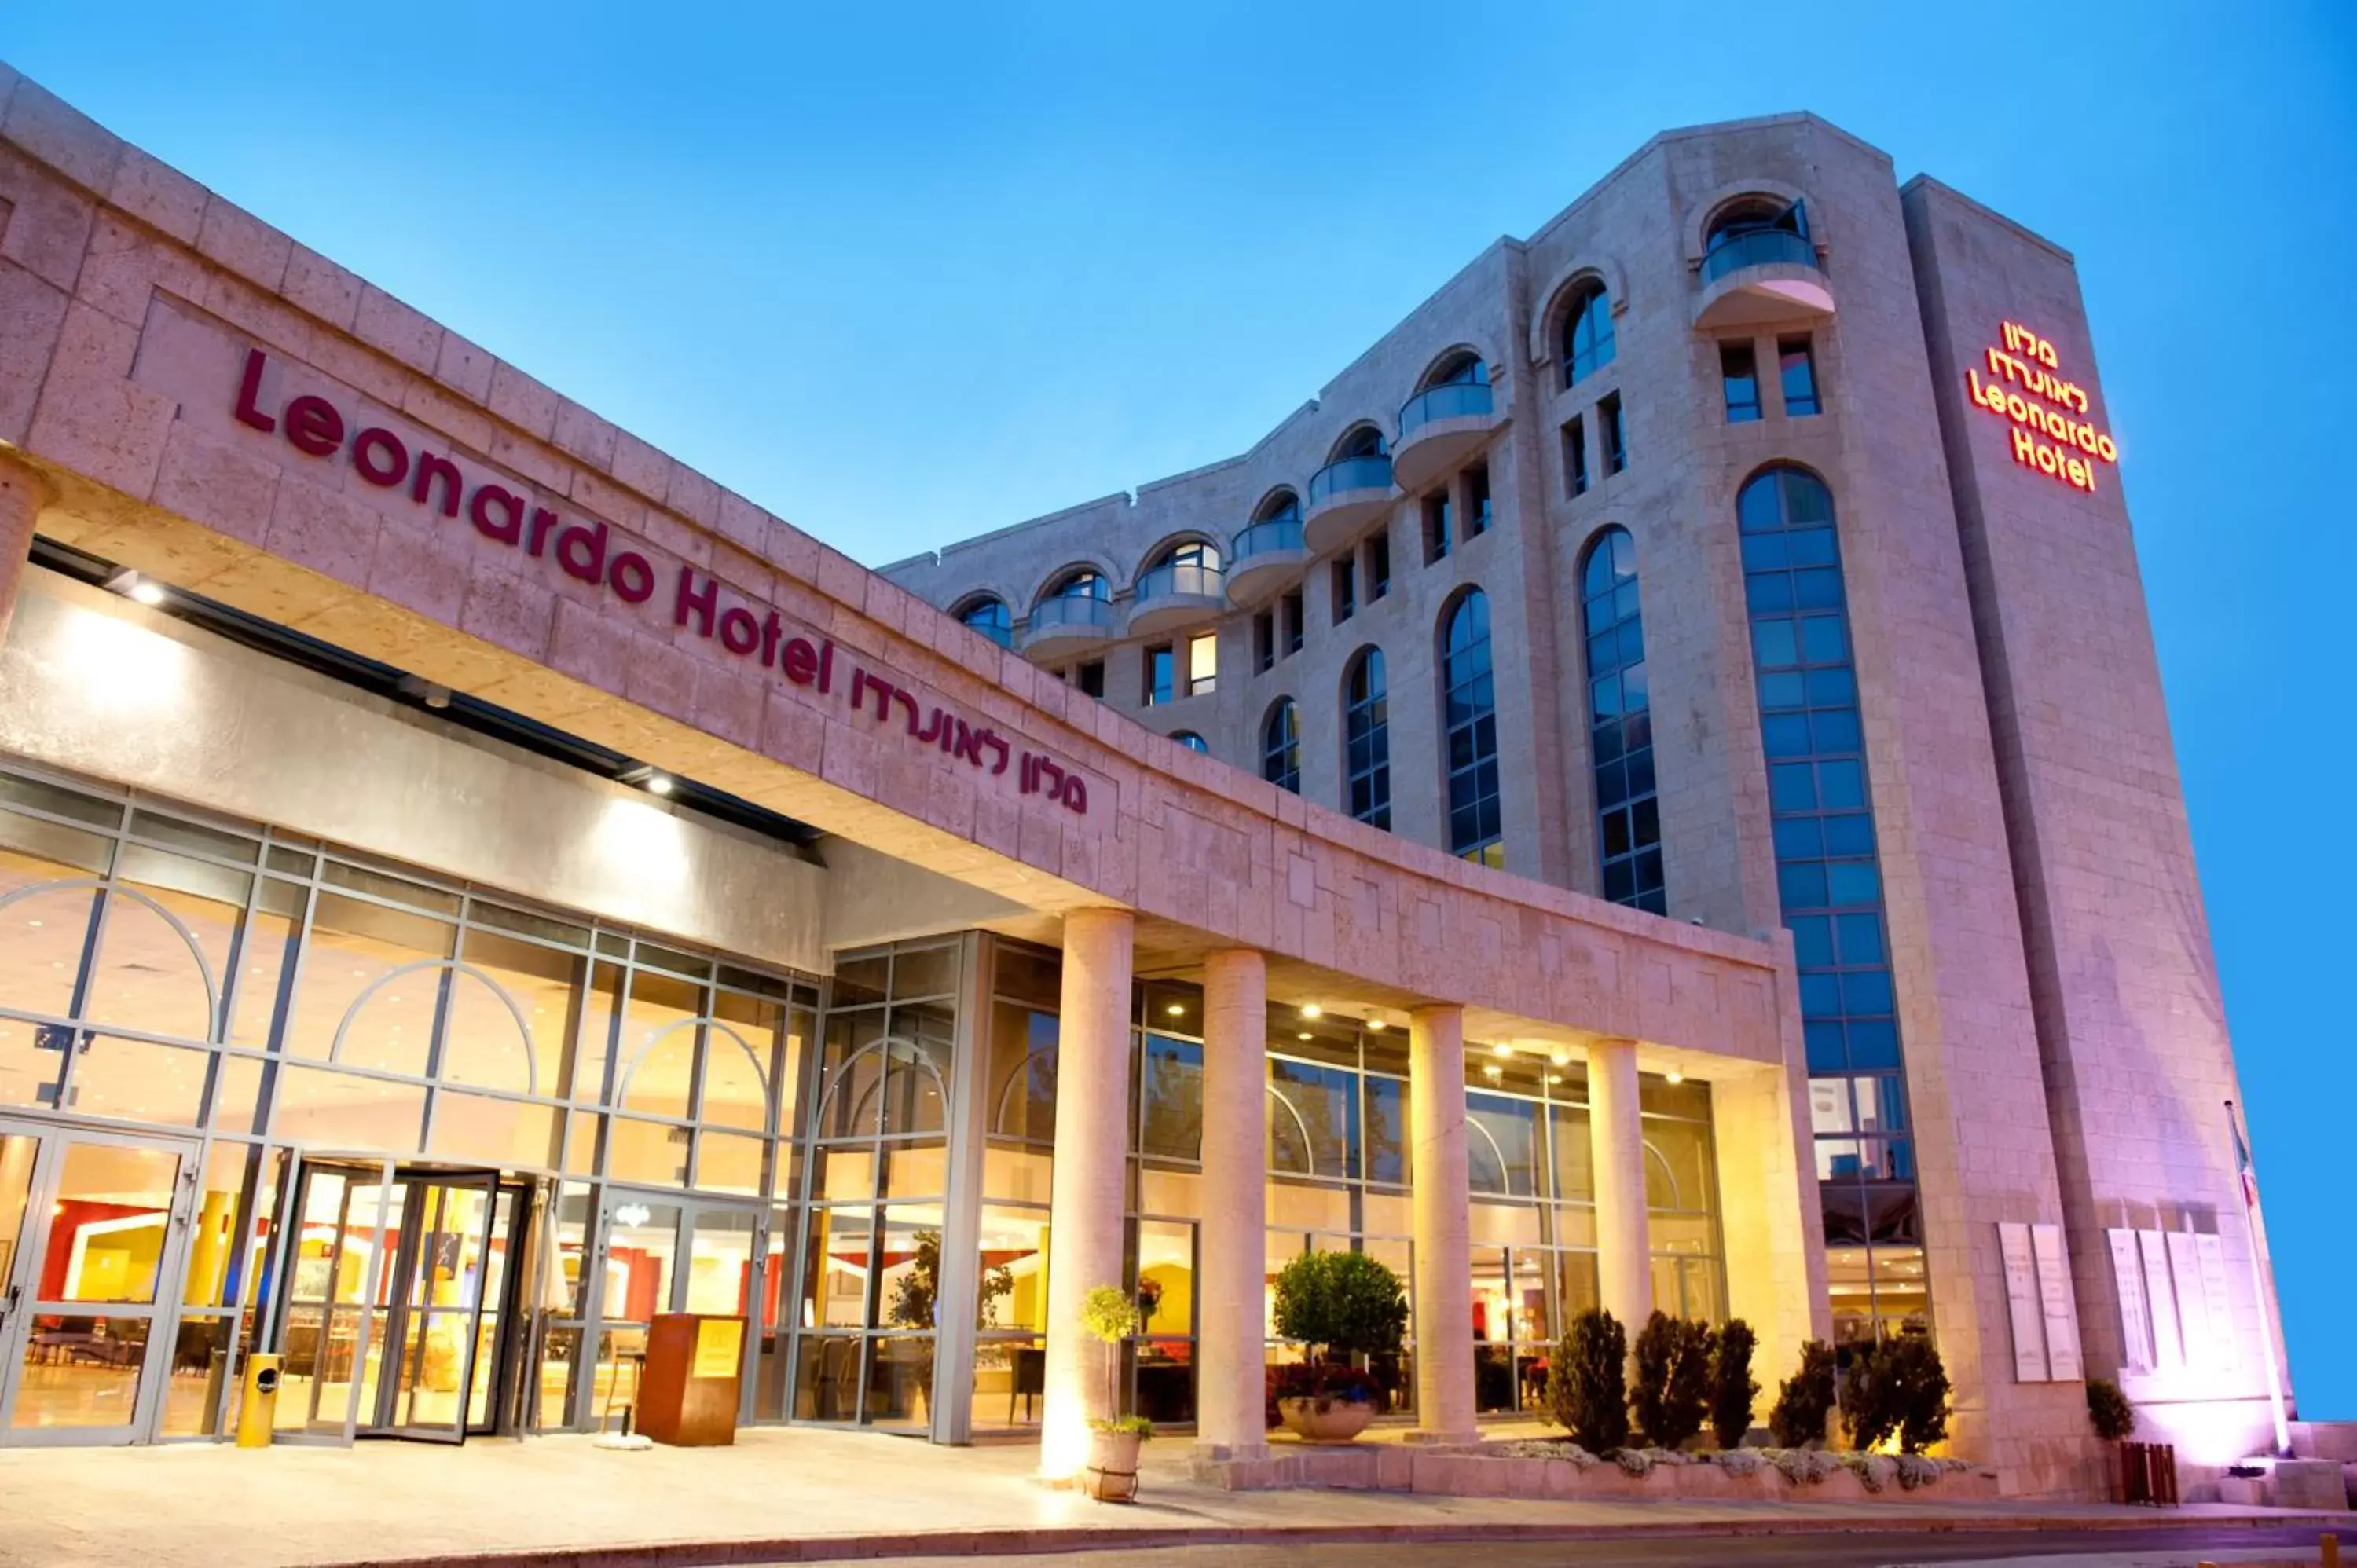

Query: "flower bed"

xmin=1191 ymin=1438 xmax=1999 ymax=1500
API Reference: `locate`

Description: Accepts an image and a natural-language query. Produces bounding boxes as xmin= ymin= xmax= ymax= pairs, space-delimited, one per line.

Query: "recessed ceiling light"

xmin=1297 ymin=1031 xmax=1312 ymax=1041
xmin=647 ymin=772 xmax=674 ymax=796
xmin=1364 ymin=1017 xmax=1385 ymax=1031
xmin=1165 ymin=1002 xmax=1184 ymax=1017
xmin=1491 ymin=1042 xmax=1513 ymax=1057
xmin=1666 ymin=1069 xmax=1684 ymax=1084
xmin=1299 ymin=1003 xmax=1322 ymax=1020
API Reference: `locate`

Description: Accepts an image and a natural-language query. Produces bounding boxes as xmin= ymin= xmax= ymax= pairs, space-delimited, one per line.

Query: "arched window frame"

xmin=1171 ymin=731 xmax=1209 ymax=755
xmin=1562 ymin=283 xmax=1616 ymax=387
xmin=953 ymin=595 xmax=1012 ymax=647
xmin=1341 ymin=649 xmax=1391 ymax=830
xmin=1439 ymin=588 xmax=1502 ymax=867
xmin=1578 ymin=526 xmax=1663 ymax=913
xmin=1260 ymin=699 xmax=1300 ymax=793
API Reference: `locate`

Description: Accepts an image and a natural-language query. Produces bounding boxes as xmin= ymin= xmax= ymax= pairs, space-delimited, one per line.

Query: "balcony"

xmin=1226 ymin=518 xmax=1310 ymax=606
xmin=1393 ymin=380 xmax=1498 ymax=493
xmin=1303 ymin=454 xmax=1395 ymax=554
xmin=1021 ymin=593 xmax=1119 ymax=660
xmin=1130 ymin=559 xmax=1227 ymax=636
xmin=1695 ymin=228 xmax=1834 ymax=331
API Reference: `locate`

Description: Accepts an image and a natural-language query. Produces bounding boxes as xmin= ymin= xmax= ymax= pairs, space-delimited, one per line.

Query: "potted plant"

xmin=1270 ymin=1249 xmax=1408 ymax=1442
xmin=1079 ymin=1284 xmax=1150 ymax=1502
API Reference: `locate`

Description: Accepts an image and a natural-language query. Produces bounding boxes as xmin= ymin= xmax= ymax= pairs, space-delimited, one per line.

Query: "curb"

xmin=319 ymin=1510 xmax=2352 ymax=1568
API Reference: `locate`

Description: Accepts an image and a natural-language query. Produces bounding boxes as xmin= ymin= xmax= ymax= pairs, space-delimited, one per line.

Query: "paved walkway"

xmin=0 ymin=1427 xmax=2339 ymax=1567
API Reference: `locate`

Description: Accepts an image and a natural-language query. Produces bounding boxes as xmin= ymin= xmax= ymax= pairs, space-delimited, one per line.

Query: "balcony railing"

xmin=1398 ymin=379 xmax=1494 ymax=435
xmin=1307 ymin=453 xmax=1394 ymax=507
xmin=1135 ymin=561 xmax=1225 ymax=602
xmin=1029 ymin=593 xmax=1116 ymax=633
xmin=1233 ymin=517 xmax=1306 ymax=562
xmin=1702 ymin=228 xmax=1817 ymax=283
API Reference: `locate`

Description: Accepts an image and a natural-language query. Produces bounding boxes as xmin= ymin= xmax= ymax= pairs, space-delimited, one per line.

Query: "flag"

xmin=2227 ymin=1101 xmax=2258 ymax=1208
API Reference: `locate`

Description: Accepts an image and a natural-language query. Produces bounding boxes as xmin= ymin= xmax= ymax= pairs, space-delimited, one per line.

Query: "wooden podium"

xmin=636 ymin=1313 xmax=746 ymax=1446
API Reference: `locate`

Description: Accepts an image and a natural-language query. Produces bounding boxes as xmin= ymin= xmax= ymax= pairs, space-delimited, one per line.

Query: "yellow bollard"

xmin=2322 ymin=1532 xmax=2339 ymax=1568
xmin=235 ymin=1354 xmax=282 ymax=1448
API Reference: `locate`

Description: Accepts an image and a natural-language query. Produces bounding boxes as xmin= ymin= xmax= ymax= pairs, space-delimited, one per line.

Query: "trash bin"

xmin=236 ymin=1354 xmax=282 ymax=1448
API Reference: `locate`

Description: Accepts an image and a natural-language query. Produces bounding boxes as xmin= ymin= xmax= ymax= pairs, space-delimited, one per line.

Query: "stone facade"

xmin=886 ymin=115 xmax=2293 ymax=1491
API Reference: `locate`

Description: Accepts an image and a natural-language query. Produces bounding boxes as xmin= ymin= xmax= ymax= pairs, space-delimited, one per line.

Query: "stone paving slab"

xmin=0 ymin=1428 xmax=2341 ymax=1568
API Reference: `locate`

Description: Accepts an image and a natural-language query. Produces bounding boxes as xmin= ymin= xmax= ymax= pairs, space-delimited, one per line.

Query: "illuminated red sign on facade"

xmin=1965 ymin=321 xmax=2118 ymax=493
xmin=231 ymin=349 xmax=1090 ymax=815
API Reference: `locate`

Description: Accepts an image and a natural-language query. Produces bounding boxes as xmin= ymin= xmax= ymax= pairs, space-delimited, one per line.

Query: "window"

xmin=1423 ymin=492 xmax=1451 ymax=565
xmin=1600 ymin=393 xmax=1626 ymax=474
xmin=1365 ymin=531 xmax=1391 ymax=602
xmin=1562 ymin=281 xmax=1615 ymax=387
xmin=1703 ymin=199 xmax=1812 ymax=280
xmin=955 ymin=595 xmax=1011 ymax=647
xmin=1140 ymin=538 xmax=1222 ymax=599
xmin=1281 ymin=590 xmax=1304 ymax=657
xmin=1044 ymin=568 xmax=1107 ymax=603
xmin=1077 ymin=661 xmax=1105 ymax=699
xmin=1261 ymin=699 xmax=1300 ymax=793
xmin=1342 ymin=649 xmax=1391 ymax=830
xmin=1186 ymin=632 xmax=1217 ymax=697
xmin=1332 ymin=559 xmax=1356 ymax=625
xmin=1464 ymin=463 xmax=1491 ymax=538
xmin=1442 ymin=590 xmax=1503 ymax=867
xmin=1779 ymin=336 xmax=1820 ymax=417
xmin=1563 ymin=418 xmax=1588 ymax=497
xmin=1580 ymin=527 xmax=1662 ymax=913
xmin=1737 ymin=463 xmax=1926 ymax=1324
xmin=1144 ymin=645 xmax=1175 ymax=705
xmin=1171 ymin=731 xmax=1209 ymax=754
xmin=1253 ymin=610 xmax=1275 ymax=674
xmin=1721 ymin=343 xmax=1761 ymax=423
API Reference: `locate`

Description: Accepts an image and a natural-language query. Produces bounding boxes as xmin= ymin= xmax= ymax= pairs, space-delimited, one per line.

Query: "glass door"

xmin=0 ymin=1119 xmax=200 ymax=1445
xmin=273 ymin=1158 xmax=398 ymax=1442
xmin=375 ymin=1173 xmax=497 ymax=1441
xmin=580 ymin=1190 xmax=771 ymax=1429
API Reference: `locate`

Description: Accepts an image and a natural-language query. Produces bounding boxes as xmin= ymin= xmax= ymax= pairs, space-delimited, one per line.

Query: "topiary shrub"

xmin=1768 ymin=1339 xmax=1836 ymax=1449
xmin=1547 ymin=1307 xmax=1629 ymax=1453
xmin=1270 ymin=1249 xmax=1408 ymax=1401
xmin=1629 ymin=1310 xmax=1715 ymax=1450
xmin=1710 ymin=1318 xmax=1760 ymax=1449
xmin=1841 ymin=1334 xmax=1952 ymax=1454
xmin=2085 ymin=1377 xmax=2135 ymax=1442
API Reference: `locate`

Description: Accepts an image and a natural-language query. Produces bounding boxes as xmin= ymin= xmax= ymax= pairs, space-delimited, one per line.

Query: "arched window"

xmin=955 ymin=595 xmax=1011 ymax=647
xmin=1704 ymin=198 xmax=1813 ymax=279
xmin=1254 ymin=489 xmax=1302 ymax=526
xmin=1420 ymin=350 xmax=1487 ymax=390
xmin=1332 ymin=424 xmax=1389 ymax=461
xmin=1562 ymin=282 xmax=1615 ymax=387
xmin=1580 ymin=527 xmax=1662 ymax=913
xmin=1441 ymin=590 xmax=1502 ymax=867
xmin=1171 ymin=731 xmax=1209 ymax=754
xmin=1342 ymin=650 xmax=1391 ymax=830
xmin=1043 ymin=567 xmax=1108 ymax=603
xmin=1260 ymin=700 xmax=1300 ymax=793
xmin=1139 ymin=539 xmax=1222 ymax=599
xmin=1738 ymin=463 xmax=1925 ymax=1335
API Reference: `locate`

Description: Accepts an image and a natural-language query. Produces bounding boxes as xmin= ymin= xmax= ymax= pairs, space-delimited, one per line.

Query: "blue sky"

xmin=5 ymin=4 xmax=2352 ymax=1415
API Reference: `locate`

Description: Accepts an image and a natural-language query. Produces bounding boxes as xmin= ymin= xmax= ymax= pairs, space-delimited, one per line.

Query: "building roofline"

xmin=1899 ymin=172 xmax=2076 ymax=264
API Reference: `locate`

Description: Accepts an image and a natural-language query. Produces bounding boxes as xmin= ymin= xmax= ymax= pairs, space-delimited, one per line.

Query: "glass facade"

xmin=0 ymin=763 xmax=816 ymax=1443
xmin=1736 ymin=464 xmax=1929 ymax=1346
xmin=1441 ymin=590 xmax=1503 ymax=867
xmin=1579 ymin=527 xmax=1665 ymax=914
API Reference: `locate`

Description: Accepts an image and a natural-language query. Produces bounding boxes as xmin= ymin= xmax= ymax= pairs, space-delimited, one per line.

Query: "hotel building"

xmin=0 ymin=62 xmax=2290 ymax=1497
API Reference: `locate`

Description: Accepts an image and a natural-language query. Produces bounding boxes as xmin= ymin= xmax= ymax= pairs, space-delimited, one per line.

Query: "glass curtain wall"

xmin=0 ymin=761 xmax=817 ymax=1444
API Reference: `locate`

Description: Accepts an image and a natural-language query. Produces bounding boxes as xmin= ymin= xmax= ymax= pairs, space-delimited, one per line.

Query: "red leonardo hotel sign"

xmin=1965 ymin=321 xmax=2119 ymax=493
xmin=229 ymin=349 xmax=1093 ymax=815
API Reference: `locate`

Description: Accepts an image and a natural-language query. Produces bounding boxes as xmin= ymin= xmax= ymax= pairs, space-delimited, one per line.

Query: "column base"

xmin=1192 ymin=1439 xmax=1271 ymax=1463
xmin=1403 ymin=1427 xmax=1482 ymax=1448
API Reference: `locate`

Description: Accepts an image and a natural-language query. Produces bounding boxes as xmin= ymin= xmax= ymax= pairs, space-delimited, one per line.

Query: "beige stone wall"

xmin=1904 ymin=176 xmax=2288 ymax=1466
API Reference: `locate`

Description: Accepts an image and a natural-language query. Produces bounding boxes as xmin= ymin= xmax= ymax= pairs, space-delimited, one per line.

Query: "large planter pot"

xmin=1085 ymin=1427 xmax=1143 ymax=1503
xmin=1279 ymin=1395 xmax=1377 ymax=1443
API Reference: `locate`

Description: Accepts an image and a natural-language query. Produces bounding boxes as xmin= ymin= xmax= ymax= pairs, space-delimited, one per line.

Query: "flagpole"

xmin=2227 ymin=1100 xmax=2291 ymax=1456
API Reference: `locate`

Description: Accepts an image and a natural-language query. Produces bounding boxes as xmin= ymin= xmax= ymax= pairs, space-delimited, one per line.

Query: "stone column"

xmin=0 ymin=454 xmax=51 ymax=646
xmin=1193 ymin=948 xmax=1268 ymax=1460
xmin=1408 ymin=1005 xmax=1477 ymax=1442
xmin=1039 ymin=907 xmax=1136 ymax=1479
xmin=1589 ymin=1037 xmax=1653 ymax=1333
